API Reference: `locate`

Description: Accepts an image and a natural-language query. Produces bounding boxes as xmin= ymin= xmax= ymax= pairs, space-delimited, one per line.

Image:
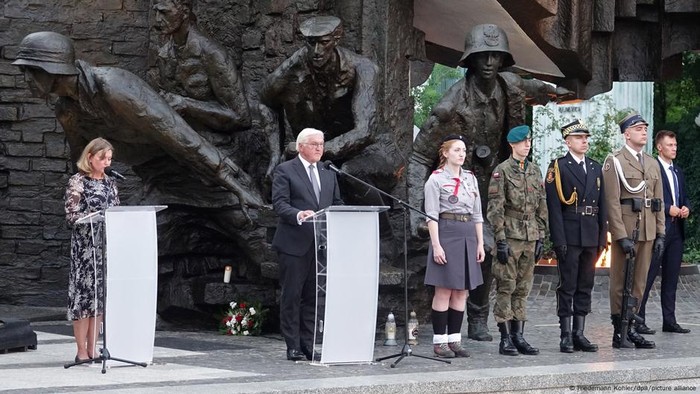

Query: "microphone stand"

xmin=324 ymin=162 xmax=450 ymax=367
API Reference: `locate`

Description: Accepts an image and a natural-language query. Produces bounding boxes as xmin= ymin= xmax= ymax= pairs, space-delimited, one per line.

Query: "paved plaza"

xmin=2 ymin=271 xmax=700 ymax=393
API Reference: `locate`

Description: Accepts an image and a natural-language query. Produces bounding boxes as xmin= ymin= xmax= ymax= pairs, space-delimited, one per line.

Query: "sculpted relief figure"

xmin=12 ymin=32 xmax=266 ymax=219
xmin=407 ymin=24 xmax=572 ymax=343
xmin=151 ymin=0 xmax=251 ymax=135
xmin=260 ymin=16 xmax=399 ymax=211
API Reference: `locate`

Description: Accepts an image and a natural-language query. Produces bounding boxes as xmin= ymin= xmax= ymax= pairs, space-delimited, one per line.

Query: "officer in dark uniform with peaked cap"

xmin=545 ymin=119 xmax=607 ymax=353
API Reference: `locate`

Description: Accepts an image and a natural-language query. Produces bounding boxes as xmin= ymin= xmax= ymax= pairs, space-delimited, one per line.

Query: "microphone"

xmin=323 ymin=160 xmax=342 ymax=174
xmin=105 ymin=167 xmax=126 ymax=180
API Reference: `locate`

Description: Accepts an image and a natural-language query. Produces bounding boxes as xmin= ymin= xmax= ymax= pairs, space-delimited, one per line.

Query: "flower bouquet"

xmin=219 ymin=300 xmax=266 ymax=336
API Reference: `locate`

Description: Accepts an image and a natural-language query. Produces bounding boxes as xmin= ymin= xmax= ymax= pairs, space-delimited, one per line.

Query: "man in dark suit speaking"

xmin=636 ymin=130 xmax=691 ymax=335
xmin=271 ymin=128 xmax=344 ymax=361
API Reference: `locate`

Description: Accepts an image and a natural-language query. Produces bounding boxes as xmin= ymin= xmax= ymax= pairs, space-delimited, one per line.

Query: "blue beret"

xmin=507 ymin=125 xmax=531 ymax=143
xmin=619 ymin=111 xmax=648 ymax=133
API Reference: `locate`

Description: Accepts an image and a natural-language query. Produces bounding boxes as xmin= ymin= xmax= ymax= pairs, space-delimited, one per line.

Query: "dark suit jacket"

xmin=545 ymin=152 xmax=608 ymax=248
xmin=271 ymin=156 xmax=343 ymax=256
xmin=658 ymin=158 xmax=690 ymax=240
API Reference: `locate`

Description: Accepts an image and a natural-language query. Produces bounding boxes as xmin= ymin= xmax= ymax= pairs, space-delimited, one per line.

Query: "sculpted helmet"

xmin=12 ymin=31 xmax=79 ymax=75
xmin=458 ymin=24 xmax=514 ymax=69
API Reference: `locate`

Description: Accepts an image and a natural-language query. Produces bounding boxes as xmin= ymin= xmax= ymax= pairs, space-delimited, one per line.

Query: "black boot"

xmin=572 ymin=315 xmax=598 ymax=352
xmin=497 ymin=322 xmax=518 ymax=356
xmin=628 ymin=322 xmax=655 ymax=349
xmin=559 ymin=316 xmax=574 ymax=353
xmin=611 ymin=314 xmax=634 ymax=349
xmin=510 ymin=320 xmax=539 ymax=355
xmin=467 ymin=302 xmax=493 ymax=341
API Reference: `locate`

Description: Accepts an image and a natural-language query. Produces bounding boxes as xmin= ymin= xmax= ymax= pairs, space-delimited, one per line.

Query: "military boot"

xmin=467 ymin=301 xmax=493 ymax=341
xmin=611 ymin=314 xmax=634 ymax=349
xmin=572 ymin=315 xmax=598 ymax=352
xmin=510 ymin=320 xmax=539 ymax=355
xmin=627 ymin=323 xmax=655 ymax=349
xmin=497 ymin=322 xmax=518 ymax=356
xmin=559 ymin=316 xmax=574 ymax=353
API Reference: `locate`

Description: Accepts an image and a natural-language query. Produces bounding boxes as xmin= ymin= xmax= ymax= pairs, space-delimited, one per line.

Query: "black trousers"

xmin=278 ymin=247 xmax=317 ymax=350
xmin=556 ymin=245 xmax=596 ymax=317
xmin=639 ymin=220 xmax=684 ymax=325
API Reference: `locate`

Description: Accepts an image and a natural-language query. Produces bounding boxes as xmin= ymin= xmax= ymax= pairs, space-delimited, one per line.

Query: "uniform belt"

xmin=439 ymin=212 xmax=472 ymax=222
xmin=620 ymin=198 xmax=652 ymax=208
xmin=565 ymin=206 xmax=599 ymax=216
xmin=504 ymin=209 xmax=534 ymax=220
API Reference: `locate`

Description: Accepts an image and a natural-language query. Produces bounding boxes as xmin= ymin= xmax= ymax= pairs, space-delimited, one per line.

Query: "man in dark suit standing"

xmin=636 ymin=130 xmax=691 ymax=335
xmin=545 ymin=120 xmax=607 ymax=353
xmin=272 ymin=128 xmax=343 ymax=361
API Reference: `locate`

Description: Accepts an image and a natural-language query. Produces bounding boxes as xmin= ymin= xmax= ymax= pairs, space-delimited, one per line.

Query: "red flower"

xmin=235 ymin=313 xmax=243 ymax=322
xmin=248 ymin=319 xmax=255 ymax=328
xmin=240 ymin=302 xmax=247 ymax=309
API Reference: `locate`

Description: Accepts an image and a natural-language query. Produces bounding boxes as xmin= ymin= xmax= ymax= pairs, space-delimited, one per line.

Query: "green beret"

xmin=299 ymin=16 xmax=342 ymax=37
xmin=507 ymin=125 xmax=531 ymax=143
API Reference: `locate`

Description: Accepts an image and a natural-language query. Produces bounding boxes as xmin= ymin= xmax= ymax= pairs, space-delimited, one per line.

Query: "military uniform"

xmin=544 ymin=120 xmax=607 ymax=353
xmin=487 ymin=125 xmax=547 ymax=356
xmin=602 ymin=112 xmax=665 ymax=349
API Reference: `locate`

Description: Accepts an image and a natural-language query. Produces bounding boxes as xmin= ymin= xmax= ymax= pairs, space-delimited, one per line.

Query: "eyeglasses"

xmin=303 ymin=142 xmax=324 ymax=148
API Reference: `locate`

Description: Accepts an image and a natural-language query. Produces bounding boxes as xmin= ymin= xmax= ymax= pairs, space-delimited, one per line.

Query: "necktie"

xmin=308 ymin=164 xmax=320 ymax=202
xmin=519 ymin=161 xmax=524 ymax=170
xmin=579 ymin=161 xmax=586 ymax=174
xmin=670 ymin=165 xmax=680 ymax=206
xmin=637 ymin=152 xmax=643 ymax=167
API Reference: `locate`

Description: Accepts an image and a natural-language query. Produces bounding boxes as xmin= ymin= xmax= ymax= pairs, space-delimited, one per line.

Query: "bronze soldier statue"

xmin=487 ymin=125 xmax=547 ymax=356
xmin=260 ymin=16 xmax=399 ymax=211
xmin=12 ymin=32 xmax=266 ymax=219
xmin=150 ymin=0 xmax=251 ymax=134
xmin=408 ymin=24 xmax=570 ymax=342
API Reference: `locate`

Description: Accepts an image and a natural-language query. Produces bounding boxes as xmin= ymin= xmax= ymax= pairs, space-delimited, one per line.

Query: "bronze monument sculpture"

xmin=12 ymin=31 xmax=266 ymax=221
xmin=260 ymin=16 xmax=400 ymax=221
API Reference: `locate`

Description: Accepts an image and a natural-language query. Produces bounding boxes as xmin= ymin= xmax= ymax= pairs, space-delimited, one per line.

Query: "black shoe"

xmin=510 ymin=320 xmax=539 ymax=355
xmin=301 ymin=346 xmax=322 ymax=361
xmin=635 ymin=323 xmax=656 ymax=335
xmin=497 ymin=322 xmax=518 ymax=356
xmin=627 ymin=328 xmax=655 ymax=349
xmin=662 ymin=322 xmax=691 ymax=334
xmin=286 ymin=348 xmax=304 ymax=361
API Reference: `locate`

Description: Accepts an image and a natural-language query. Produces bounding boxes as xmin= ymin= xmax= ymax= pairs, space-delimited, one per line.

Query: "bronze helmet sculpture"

xmin=12 ymin=31 xmax=79 ymax=75
xmin=458 ymin=24 xmax=514 ymax=69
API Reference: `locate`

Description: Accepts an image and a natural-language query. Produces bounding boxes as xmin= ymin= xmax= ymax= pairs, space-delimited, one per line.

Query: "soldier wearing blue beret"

xmin=487 ymin=125 xmax=548 ymax=356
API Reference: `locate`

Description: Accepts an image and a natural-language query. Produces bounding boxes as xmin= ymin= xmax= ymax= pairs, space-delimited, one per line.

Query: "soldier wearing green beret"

xmin=487 ymin=125 xmax=548 ymax=356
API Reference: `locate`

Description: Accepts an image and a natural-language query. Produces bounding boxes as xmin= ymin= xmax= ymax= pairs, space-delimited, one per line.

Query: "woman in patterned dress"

xmin=64 ymin=138 xmax=120 ymax=362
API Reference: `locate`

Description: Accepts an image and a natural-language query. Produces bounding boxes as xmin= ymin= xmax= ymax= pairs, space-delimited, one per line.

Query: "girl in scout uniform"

xmin=424 ymin=135 xmax=485 ymax=358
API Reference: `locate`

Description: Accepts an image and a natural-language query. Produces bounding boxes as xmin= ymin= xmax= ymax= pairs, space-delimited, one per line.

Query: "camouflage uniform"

xmin=487 ymin=157 xmax=547 ymax=323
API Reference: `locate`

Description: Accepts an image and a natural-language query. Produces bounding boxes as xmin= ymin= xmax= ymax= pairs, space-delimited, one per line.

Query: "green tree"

xmin=411 ymin=64 xmax=463 ymax=127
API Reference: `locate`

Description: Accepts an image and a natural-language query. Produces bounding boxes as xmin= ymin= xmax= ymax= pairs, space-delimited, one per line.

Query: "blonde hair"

xmin=76 ymin=138 xmax=114 ymax=174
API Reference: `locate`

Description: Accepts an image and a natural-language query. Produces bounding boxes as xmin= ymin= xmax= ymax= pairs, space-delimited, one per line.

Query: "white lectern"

xmin=304 ymin=205 xmax=389 ymax=365
xmin=104 ymin=205 xmax=166 ymax=365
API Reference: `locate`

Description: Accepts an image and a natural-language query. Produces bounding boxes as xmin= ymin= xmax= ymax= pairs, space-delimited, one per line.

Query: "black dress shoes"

xmin=286 ymin=348 xmax=304 ymax=361
xmin=663 ymin=322 xmax=691 ymax=334
xmin=635 ymin=323 xmax=656 ymax=335
xmin=301 ymin=346 xmax=321 ymax=361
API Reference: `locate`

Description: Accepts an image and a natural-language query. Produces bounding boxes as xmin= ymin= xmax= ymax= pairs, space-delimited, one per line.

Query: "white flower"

xmin=226 ymin=320 xmax=232 ymax=327
xmin=243 ymin=330 xmax=249 ymax=335
xmin=241 ymin=319 xmax=248 ymax=327
xmin=230 ymin=301 xmax=237 ymax=309
xmin=249 ymin=307 xmax=256 ymax=315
